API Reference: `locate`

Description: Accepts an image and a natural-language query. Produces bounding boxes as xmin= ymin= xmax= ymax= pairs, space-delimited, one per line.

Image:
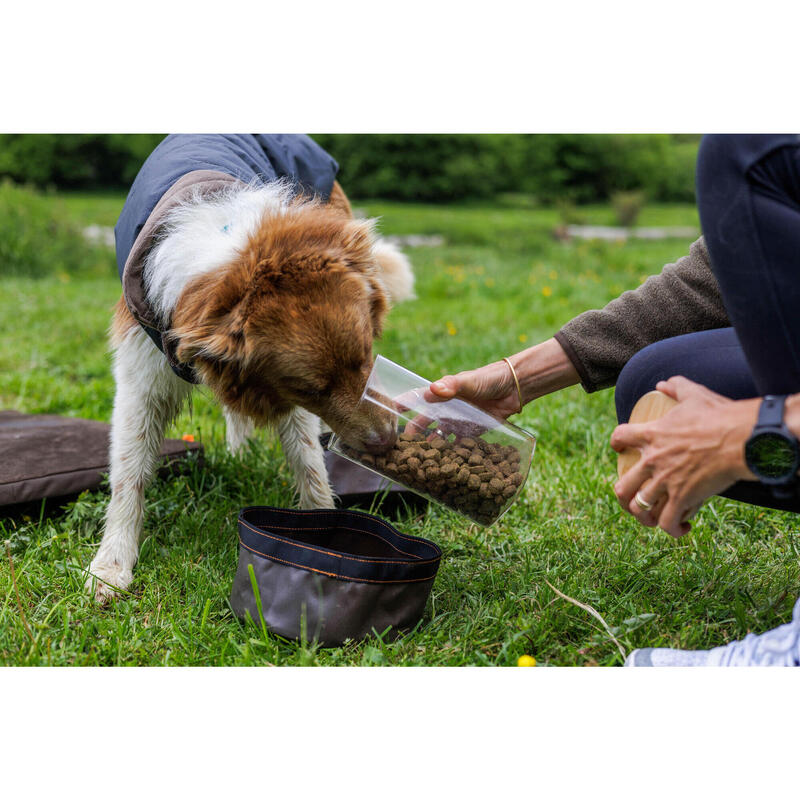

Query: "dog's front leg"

xmin=86 ymin=327 xmax=190 ymax=602
xmin=223 ymin=405 xmax=255 ymax=455
xmin=277 ymin=407 xmax=335 ymax=509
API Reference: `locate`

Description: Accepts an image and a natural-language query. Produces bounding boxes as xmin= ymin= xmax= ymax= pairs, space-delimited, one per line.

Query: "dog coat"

xmin=115 ymin=134 xmax=339 ymax=382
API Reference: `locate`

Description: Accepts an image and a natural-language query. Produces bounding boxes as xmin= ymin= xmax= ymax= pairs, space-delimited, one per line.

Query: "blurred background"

xmin=0 ymin=133 xmax=699 ymax=201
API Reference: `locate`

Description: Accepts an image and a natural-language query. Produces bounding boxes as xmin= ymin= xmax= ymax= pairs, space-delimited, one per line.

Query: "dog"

xmin=86 ymin=137 xmax=413 ymax=602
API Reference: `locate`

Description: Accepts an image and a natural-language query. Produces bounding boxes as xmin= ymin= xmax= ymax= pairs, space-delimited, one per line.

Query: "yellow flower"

xmin=517 ymin=655 xmax=537 ymax=667
xmin=518 ymin=334 xmax=528 ymax=344
xmin=446 ymin=322 xmax=457 ymax=336
xmin=541 ymin=286 xmax=552 ymax=298
xmin=548 ymin=270 xmax=558 ymax=280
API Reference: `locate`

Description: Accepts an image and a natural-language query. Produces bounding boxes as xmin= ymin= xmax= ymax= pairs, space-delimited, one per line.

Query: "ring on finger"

xmin=634 ymin=491 xmax=654 ymax=512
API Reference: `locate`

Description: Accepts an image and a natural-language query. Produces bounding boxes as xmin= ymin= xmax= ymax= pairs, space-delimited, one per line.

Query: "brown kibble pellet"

xmin=345 ymin=428 xmax=527 ymax=526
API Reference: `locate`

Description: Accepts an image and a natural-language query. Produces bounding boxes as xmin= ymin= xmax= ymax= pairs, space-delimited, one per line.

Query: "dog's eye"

xmin=293 ymin=386 xmax=323 ymax=400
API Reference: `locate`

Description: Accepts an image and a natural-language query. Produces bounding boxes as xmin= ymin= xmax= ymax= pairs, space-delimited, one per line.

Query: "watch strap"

xmin=757 ymin=395 xmax=787 ymax=429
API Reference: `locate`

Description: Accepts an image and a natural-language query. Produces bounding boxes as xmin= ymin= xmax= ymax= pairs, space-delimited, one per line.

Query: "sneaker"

xmin=625 ymin=596 xmax=800 ymax=667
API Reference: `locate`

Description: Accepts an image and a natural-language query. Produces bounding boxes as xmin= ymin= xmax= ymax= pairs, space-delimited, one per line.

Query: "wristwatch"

xmin=744 ymin=395 xmax=800 ymax=486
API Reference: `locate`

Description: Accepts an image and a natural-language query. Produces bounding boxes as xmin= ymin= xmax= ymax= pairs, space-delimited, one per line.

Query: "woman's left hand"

xmin=610 ymin=376 xmax=759 ymax=538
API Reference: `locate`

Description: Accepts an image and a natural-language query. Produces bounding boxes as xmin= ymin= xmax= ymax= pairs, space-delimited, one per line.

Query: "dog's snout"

xmin=363 ymin=428 xmax=396 ymax=454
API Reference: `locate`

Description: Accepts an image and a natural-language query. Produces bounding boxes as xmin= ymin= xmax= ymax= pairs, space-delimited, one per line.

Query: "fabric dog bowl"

xmin=320 ymin=432 xmax=428 ymax=517
xmin=230 ymin=505 xmax=442 ymax=646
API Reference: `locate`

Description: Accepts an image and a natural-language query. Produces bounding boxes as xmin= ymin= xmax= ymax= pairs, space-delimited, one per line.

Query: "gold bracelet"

xmin=503 ymin=357 xmax=523 ymax=415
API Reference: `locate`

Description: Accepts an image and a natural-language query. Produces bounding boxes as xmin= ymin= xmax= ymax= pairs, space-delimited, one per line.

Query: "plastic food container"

xmin=328 ymin=356 xmax=536 ymax=526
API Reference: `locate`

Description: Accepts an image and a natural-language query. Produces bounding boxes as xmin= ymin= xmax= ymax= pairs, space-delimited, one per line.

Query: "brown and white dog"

xmin=86 ymin=180 xmax=413 ymax=602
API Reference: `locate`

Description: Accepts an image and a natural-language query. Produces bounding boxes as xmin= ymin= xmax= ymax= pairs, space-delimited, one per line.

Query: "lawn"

xmin=2 ymin=193 xmax=798 ymax=666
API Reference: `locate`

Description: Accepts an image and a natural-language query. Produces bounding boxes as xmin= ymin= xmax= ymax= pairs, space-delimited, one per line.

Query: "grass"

xmin=1 ymin=192 xmax=798 ymax=666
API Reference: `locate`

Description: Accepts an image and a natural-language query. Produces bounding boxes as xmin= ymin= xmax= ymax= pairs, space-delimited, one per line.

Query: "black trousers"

xmin=615 ymin=134 xmax=800 ymax=513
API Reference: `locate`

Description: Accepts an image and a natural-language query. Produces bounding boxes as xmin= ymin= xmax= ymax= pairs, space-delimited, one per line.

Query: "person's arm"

xmin=427 ymin=237 xmax=729 ymax=416
xmin=424 ymin=337 xmax=580 ymax=419
xmin=556 ymin=237 xmax=730 ymax=392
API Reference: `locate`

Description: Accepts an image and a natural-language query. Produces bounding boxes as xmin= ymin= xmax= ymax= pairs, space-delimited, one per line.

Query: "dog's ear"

xmin=366 ymin=276 xmax=389 ymax=338
xmin=170 ymin=264 xmax=251 ymax=364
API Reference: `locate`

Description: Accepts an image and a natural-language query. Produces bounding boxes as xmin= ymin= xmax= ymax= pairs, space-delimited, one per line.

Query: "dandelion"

xmin=446 ymin=321 xmax=457 ymax=336
xmin=518 ymin=334 xmax=528 ymax=344
xmin=541 ymin=286 xmax=552 ymax=298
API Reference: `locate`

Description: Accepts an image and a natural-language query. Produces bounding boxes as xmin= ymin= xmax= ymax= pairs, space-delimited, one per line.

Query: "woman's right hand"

xmin=423 ymin=360 xmax=521 ymax=420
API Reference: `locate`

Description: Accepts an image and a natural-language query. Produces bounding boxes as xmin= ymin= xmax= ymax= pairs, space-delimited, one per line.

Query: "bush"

xmin=0 ymin=180 xmax=112 ymax=278
xmin=0 ymin=133 xmax=700 ymax=204
xmin=314 ymin=134 xmax=699 ymax=203
xmin=0 ymin=134 xmax=165 ymax=189
xmin=611 ymin=190 xmax=646 ymax=227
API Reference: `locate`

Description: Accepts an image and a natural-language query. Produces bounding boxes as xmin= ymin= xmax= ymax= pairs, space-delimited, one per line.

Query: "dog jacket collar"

xmin=115 ymin=134 xmax=339 ymax=383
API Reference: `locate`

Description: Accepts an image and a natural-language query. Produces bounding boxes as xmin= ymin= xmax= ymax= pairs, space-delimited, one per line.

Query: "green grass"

xmin=2 ymin=194 xmax=798 ymax=666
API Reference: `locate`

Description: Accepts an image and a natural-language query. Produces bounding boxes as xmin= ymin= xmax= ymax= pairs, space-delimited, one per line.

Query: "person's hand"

xmin=610 ymin=376 xmax=759 ymax=538
xmin=423 ymin=360 xmax=521 ymax=420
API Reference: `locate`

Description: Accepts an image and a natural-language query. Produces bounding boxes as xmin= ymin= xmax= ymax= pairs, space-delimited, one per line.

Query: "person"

xmin=425 ymin=134 xmax=800 ymax=666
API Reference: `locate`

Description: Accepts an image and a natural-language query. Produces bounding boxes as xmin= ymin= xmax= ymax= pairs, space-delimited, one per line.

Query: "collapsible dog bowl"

xmin=230 ymin=506 xmax=442 ymax=646
xmin=328 ymin=356 xmax=536 ymax=526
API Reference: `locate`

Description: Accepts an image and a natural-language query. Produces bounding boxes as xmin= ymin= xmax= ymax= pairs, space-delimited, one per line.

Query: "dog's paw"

xmin=85 ymin=561 xmax=133 ymax=604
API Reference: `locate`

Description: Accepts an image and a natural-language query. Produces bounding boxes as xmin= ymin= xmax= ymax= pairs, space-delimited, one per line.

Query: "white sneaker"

xmin=625 ymin=597 xmax=800 ymax=667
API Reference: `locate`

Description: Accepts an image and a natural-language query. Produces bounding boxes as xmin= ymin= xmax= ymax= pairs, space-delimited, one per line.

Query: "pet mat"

xmin=0 ymin=410 xmax=202 ymax=508
xmin=230 ymin=505 xmax=441 ymax=646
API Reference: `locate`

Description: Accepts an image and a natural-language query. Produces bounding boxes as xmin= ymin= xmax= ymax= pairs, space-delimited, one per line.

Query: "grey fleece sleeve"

xmin=554 ymin=237 xmax=730 ymax=393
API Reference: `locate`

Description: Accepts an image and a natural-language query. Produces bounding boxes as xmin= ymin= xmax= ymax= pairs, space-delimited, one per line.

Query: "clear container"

xmin=328 ymin=355 xmax=536 ymax=526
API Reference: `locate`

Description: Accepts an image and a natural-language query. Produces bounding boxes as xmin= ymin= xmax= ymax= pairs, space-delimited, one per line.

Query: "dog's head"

xmin=170 ymin=202 xmax=396 ymax=452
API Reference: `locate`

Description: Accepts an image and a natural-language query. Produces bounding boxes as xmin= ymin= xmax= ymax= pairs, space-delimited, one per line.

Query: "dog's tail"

xmin=373 ymin=239 xmax=415 ymax=304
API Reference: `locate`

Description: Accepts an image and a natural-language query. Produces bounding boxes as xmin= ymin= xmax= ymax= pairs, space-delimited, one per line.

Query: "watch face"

xmin=745 ymin=432 xmax=799 ymax=480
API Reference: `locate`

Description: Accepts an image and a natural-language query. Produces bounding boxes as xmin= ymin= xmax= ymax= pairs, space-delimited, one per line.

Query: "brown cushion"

xmin=0 ymin=410 xmax=202 ymax=507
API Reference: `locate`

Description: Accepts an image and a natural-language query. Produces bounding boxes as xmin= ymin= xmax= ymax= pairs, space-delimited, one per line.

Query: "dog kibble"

xmin=339 ymin=431 xmax=527 ymax=525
